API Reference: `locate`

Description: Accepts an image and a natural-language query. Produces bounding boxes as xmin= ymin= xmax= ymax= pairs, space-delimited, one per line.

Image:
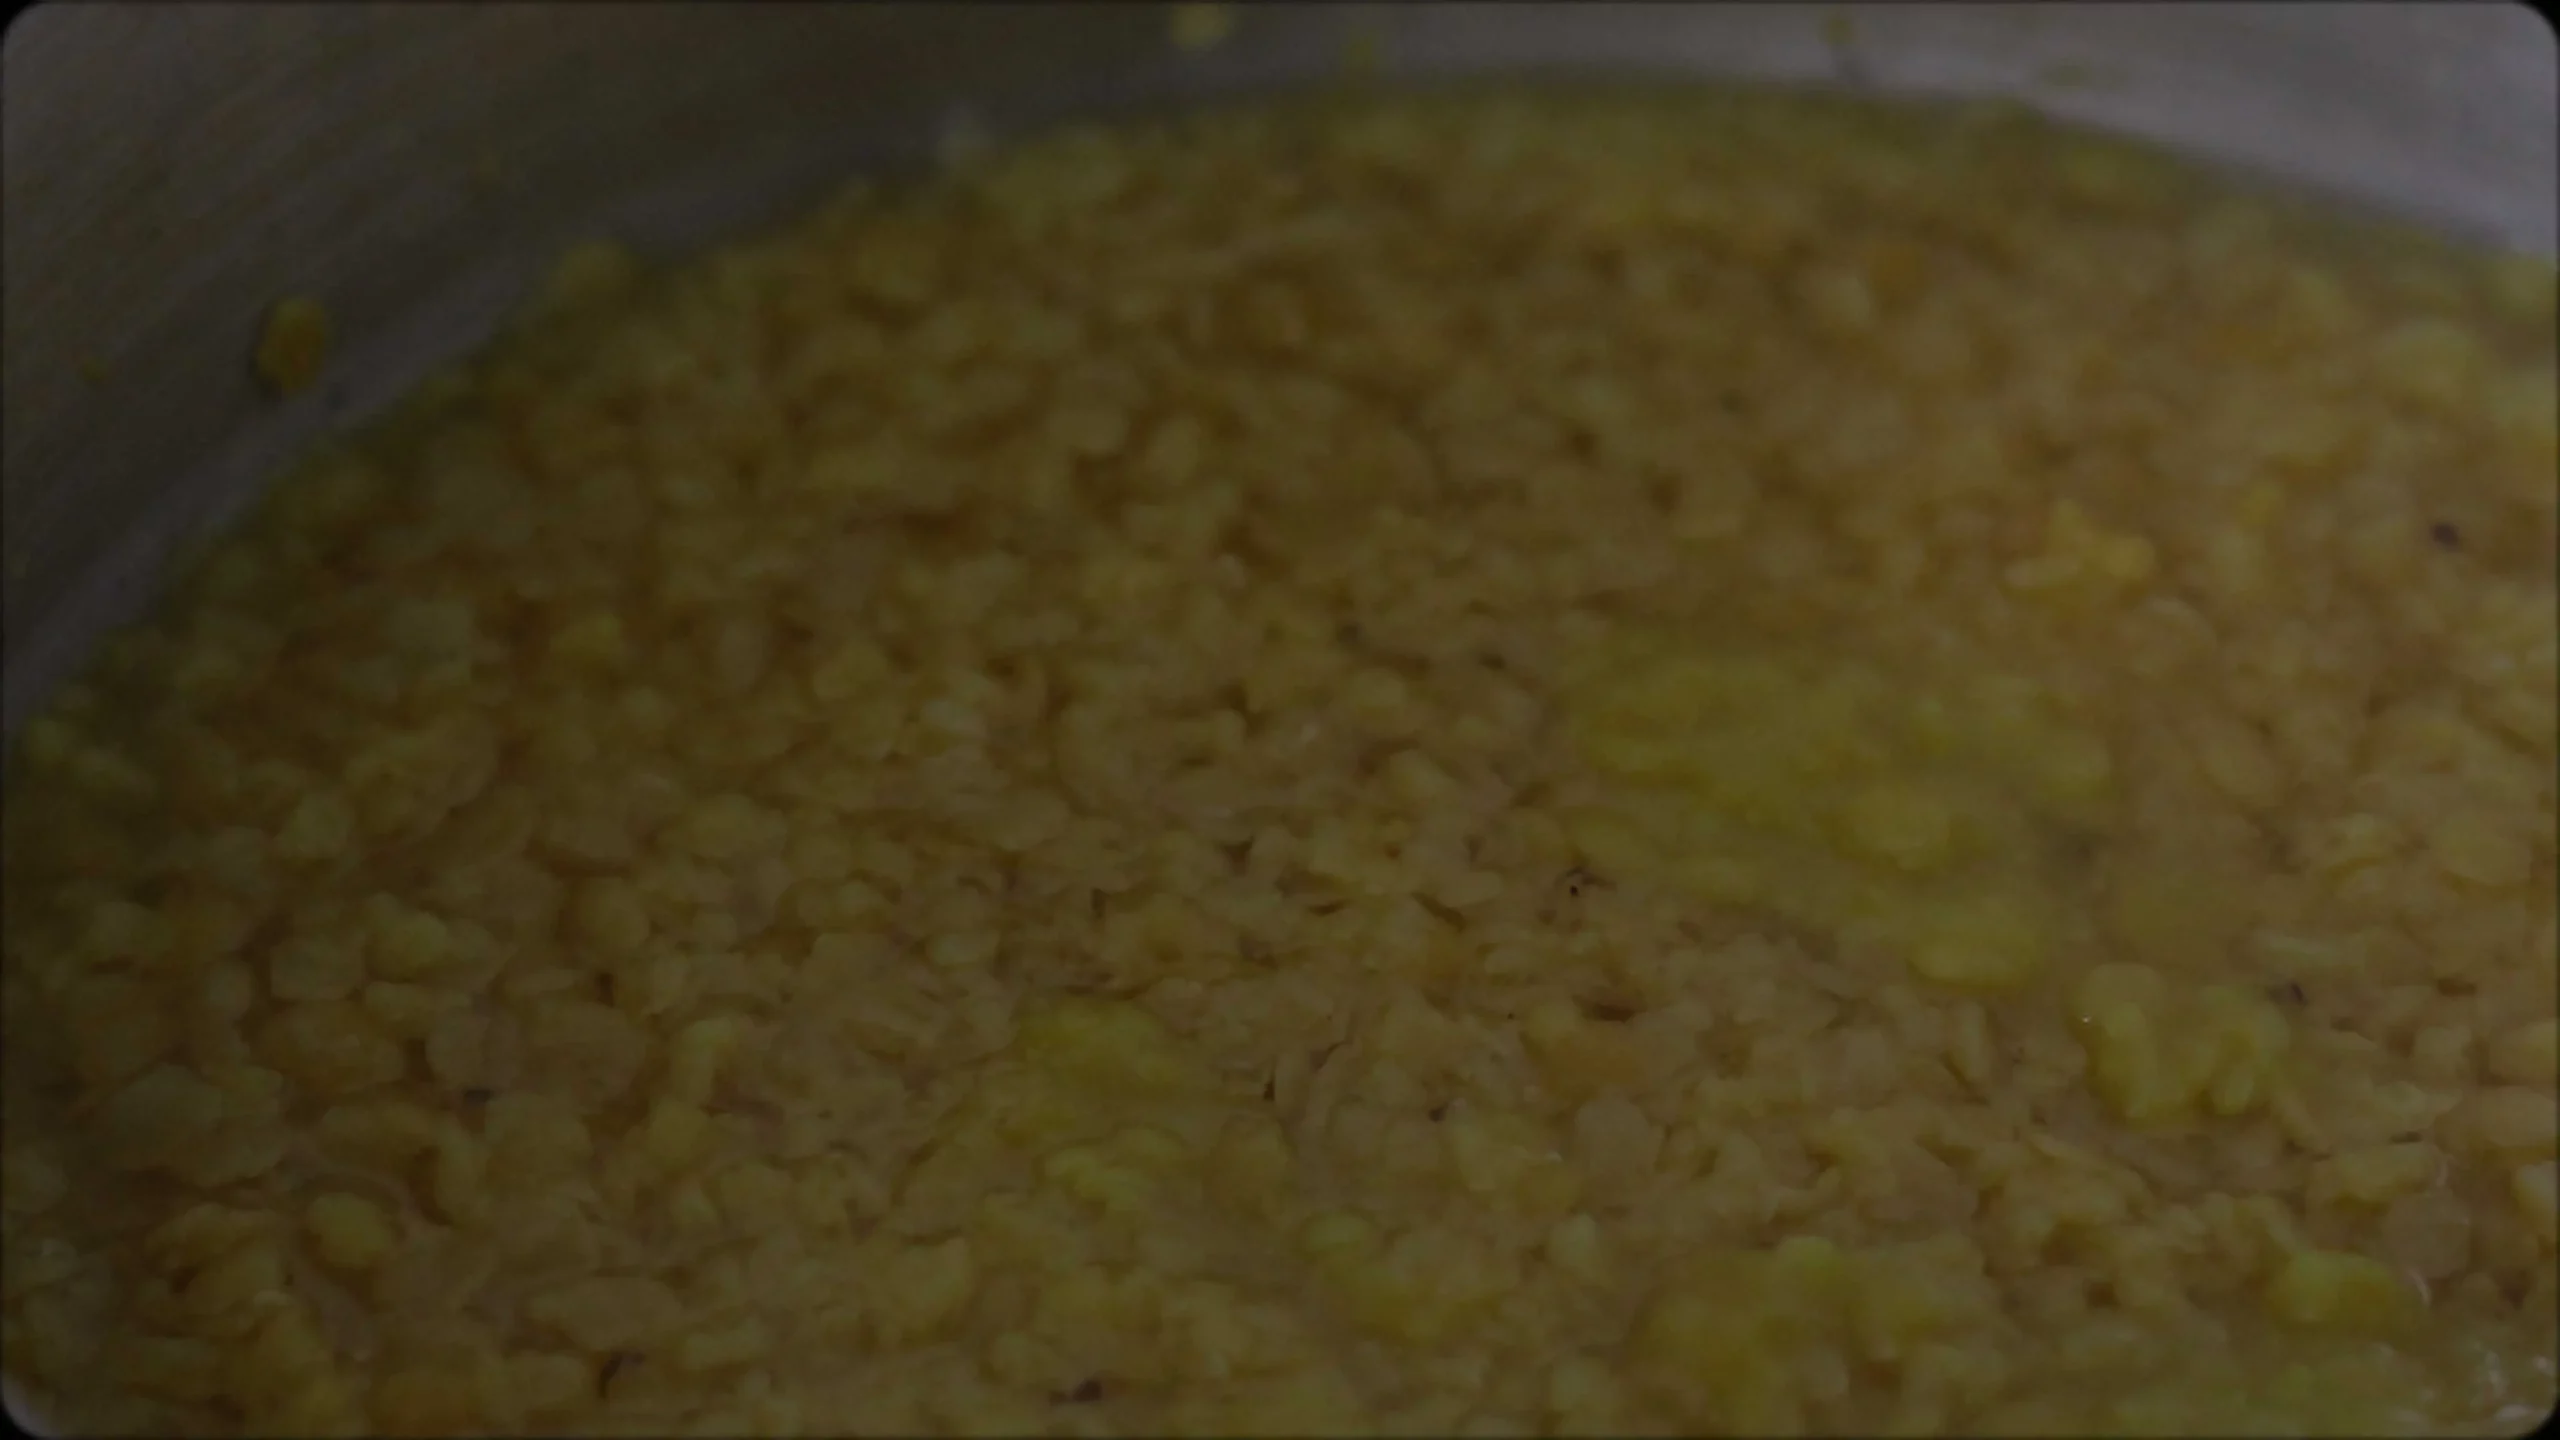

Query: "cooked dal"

xmin=2 ymin=89 xmax=2555 ymax=1437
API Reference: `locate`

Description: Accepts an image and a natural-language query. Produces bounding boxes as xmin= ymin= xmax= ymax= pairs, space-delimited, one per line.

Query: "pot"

xmin=1 ymin=3 xmax=2551 ymax=1432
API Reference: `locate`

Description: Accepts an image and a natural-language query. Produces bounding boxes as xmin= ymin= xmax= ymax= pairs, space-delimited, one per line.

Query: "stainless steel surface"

xmin=2 ymin=1 xmax=2553 ymax=1430
xmin=6 ymin=1 xmax=2555 ymax=736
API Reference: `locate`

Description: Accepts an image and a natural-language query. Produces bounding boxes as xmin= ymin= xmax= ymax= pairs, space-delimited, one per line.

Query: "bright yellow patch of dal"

xmin=3 ymin=89 xmax=2554 ymax=1436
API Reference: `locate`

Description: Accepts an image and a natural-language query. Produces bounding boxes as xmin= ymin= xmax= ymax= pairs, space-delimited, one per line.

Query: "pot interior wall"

xmin=5 ymin=2 xmax=2552 ymax=741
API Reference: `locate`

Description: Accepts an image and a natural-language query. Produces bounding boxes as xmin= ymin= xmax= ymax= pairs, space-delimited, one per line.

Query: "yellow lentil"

xmin=3 ymin=88 xmax=2552 ymax=1436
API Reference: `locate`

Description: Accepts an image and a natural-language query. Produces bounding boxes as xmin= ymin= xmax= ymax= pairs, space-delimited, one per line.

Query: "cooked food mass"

xmin=3 ymin=90 xmax=2553 ymax=1436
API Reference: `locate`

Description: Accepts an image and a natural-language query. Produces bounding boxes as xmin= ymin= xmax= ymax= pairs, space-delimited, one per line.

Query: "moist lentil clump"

xmin=3 ymin=89 xmax=2554 ymax=1437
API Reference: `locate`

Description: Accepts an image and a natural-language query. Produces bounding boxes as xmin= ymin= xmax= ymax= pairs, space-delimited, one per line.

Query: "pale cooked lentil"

xmin=2 ymin=88 xmax=2554 ymax=1437
xmin=252 ymin=297 xmax=334 ymax=400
